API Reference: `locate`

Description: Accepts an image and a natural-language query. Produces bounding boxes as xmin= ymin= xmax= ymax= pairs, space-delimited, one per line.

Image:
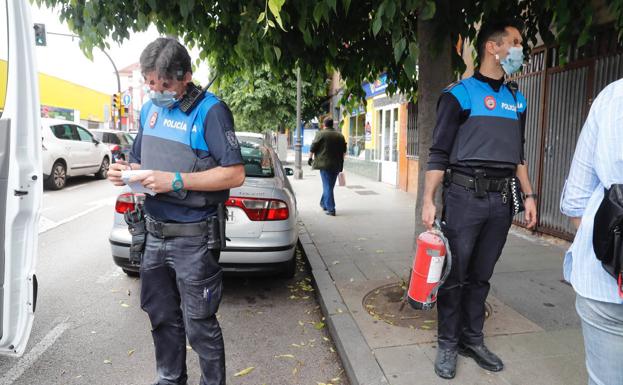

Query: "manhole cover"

xmin=363 ymin=283 xmax=492 ymax=329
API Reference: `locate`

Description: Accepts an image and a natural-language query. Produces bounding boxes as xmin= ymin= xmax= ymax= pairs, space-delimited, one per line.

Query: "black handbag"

xmin=593 ymin=184 xmax=623 ymax=297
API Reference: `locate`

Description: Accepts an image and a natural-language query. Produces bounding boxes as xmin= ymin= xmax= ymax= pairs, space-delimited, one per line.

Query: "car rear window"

xmin=240 ymin=143 xmax=274 ymax=178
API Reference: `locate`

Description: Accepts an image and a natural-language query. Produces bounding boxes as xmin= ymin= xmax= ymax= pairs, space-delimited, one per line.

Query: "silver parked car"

xmin=109 ymin=138 xmax=298 ymax=277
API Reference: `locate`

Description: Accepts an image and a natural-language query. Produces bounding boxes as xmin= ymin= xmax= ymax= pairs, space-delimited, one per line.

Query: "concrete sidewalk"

xmin=289 ymin=163 xmax=587 ymax=385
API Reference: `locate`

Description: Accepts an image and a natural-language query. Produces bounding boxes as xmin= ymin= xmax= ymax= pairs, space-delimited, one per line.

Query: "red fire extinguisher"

xmin=407 ymin=221 xmax=453 ymax=310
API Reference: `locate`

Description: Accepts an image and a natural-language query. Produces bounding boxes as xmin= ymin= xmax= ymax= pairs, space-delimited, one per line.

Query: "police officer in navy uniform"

xmin=108 ymin=38 xmax=245 ymax=385
xmin=421 ymin=20 xmax=538 ymax=379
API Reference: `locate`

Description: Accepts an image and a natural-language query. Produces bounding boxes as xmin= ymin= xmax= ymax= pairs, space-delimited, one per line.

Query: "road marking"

xmin=0 ymin=322 xmax=71 ymax=385
xmin=38 ymin=197 xmax=115 ymax=234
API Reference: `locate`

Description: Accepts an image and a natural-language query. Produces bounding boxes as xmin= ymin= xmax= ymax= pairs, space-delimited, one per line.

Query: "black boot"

xmin=434 ymin=347 xmax=458 ymax=379
xmin=458 ymin=342 xmax=504 ymax=372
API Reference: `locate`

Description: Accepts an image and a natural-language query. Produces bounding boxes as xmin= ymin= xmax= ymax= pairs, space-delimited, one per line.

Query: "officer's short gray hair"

xmin=140 ymin=37 xmax=192 ymax=81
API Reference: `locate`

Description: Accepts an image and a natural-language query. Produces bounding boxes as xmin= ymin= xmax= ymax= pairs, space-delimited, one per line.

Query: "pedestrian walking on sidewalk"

xmin=309 ymin=117 xmax=347 ymax=216
xmin=421 ymin=19 xmax=537 ymax=379
xmin=107 ymin=37 xmax=245 ymax=385
xmin=561 ymin=78 xmax=623 ymax=385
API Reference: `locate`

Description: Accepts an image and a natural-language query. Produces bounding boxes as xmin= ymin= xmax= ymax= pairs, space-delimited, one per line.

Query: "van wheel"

xmin=95 ymin=157 xmax=109 ymax=179
xmin=45 ymin=161 xmax=66 ymax=190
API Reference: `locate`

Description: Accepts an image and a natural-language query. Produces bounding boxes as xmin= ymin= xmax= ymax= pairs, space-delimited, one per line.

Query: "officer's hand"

xmin=130 ymin=170 xmax=174 ymax=194
xmin=108 ymin=160 xmax=130 ymax=186
xmin=422 ymin=200 xmax=436 ymax=231
xmin=307 ymin=157 xmax=313 ymax=166
xmin=524 ymin=197 xmax=537 ymax=229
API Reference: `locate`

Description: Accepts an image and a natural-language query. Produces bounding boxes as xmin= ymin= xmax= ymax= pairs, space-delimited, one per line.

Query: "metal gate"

xmin=513 ymin=48 xmax=623 ymax=240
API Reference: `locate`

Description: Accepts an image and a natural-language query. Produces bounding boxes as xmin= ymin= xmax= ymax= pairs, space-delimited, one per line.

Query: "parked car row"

xmin=41 ymin=118 xmax=135 ymax=190
xmin=109 ymin=132 xmax=298 ymax=277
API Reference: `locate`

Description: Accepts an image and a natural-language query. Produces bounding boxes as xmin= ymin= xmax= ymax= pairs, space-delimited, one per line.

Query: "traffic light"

xmin=112 ymin=93 xmax=120 ymax=111
xmin=33 ymin=23 xmax=46 ymax=46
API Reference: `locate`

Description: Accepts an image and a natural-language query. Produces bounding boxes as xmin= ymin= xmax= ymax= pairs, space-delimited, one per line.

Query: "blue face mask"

xmin=148 ymin=89 xmax=178 ymax=109
xmin=499 ymin=46 xmax=524 ymax=75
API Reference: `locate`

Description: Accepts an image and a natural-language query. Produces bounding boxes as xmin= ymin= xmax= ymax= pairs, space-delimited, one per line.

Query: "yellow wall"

xmin=340 ymin=113 xmax=350 ymax=144
xmin=0 ymin=59 xmax=110 ymax=122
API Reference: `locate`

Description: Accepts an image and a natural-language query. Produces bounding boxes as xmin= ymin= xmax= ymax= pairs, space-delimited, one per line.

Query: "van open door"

xmin=0 ymin=0 xmax=42 ymax=356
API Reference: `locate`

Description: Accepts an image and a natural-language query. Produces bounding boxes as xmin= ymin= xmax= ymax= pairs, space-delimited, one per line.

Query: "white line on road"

xmin=39 ymin=198 xmax=115 ymax=234
xmin=0 ymin=322 xmax=71 ymax=385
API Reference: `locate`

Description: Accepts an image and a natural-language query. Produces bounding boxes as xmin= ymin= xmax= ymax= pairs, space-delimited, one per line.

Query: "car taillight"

xmin=226 ymin=197 xmax=289 ymax=221
xmin=109 ymin=144 xmax=120 ymax=152
xmin=115 ymin=192 xmax=145 ymax=214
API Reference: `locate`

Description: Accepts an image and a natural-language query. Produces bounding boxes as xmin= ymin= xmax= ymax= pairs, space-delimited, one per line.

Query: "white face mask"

xmin=147 ymin=89 xmax=178 ymax=109
xmin=495 ymin=46 xmax=524 ymax=75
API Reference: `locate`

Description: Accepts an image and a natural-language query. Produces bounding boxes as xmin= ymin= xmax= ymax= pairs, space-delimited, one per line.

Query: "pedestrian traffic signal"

xmin=33 ymin=23 xmax=46 ymax=46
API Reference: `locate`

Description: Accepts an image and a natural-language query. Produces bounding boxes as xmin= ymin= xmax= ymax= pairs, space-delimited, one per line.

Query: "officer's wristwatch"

xmin=523 ymin=193 xmax=538 ymax=200
xmin=172 ymin=172 xmax=184 ymax=192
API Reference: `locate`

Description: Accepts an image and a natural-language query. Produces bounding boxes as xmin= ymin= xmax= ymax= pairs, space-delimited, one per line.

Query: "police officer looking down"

xmin=108 ymin=38 xmax=245 ymax=385
xmin=421 ymin=20 xmax=537 ymax=379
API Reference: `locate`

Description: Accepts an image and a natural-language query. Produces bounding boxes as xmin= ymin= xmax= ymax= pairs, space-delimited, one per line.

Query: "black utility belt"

xmin=146 ymin=216 xmax=216 ymax=238
xmin=450 ymin=172 xmax=508 ymax=192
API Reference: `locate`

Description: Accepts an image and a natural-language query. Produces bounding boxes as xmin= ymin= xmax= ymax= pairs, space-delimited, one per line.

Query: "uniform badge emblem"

xmin=149 ymin=112 xmax=158 ymax=128
xmin=225 ymin=130 xmax=240 ymax=149
xmin=484 ymin=96 xmax=496 ymax=110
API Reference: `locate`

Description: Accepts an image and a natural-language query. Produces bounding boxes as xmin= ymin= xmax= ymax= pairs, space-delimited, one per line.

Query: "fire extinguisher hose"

xmin=425 ymin=219 xmax=453 ymax=304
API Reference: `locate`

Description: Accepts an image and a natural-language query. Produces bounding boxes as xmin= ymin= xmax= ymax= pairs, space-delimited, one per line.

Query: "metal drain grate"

xmin=346 ymin=185 xmax=366 ymax=189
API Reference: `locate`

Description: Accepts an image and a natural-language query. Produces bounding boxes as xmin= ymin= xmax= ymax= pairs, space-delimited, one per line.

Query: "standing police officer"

xmin=108 ymin=38 xmax=245 ymax=385
xmin=421 ymin=20 xmax=537 ymax=379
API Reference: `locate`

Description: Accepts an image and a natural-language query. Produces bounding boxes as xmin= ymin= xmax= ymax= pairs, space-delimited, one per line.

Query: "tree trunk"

xmin=414 ymin=14 xmax=454 ymax=237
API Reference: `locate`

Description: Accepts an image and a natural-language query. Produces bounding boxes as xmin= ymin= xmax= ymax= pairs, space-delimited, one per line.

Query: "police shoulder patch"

xmin=225 ymin=130 xmax=239 ymax=149
xmin=149 ymin=112 xmax=158 ymax=128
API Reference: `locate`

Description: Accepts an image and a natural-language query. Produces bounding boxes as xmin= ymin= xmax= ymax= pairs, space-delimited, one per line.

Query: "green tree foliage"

xmin=37 ymin=0 xmax=623 ymax=103
xmin=216 ymin=66 xmax=329 ymax=133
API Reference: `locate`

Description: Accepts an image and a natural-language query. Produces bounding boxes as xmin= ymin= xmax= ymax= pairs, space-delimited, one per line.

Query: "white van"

xmin=41 ymin=118 xmax=111 ymax=190
xmin=1 ymin=0 xmax=42 ymax=356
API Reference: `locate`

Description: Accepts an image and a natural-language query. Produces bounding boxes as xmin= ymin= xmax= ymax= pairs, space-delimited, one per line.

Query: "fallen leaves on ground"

xmin=234 ymin=367 xmax=255 ymax=377
xmin=127 ymin=349 xmax=135 ymax=357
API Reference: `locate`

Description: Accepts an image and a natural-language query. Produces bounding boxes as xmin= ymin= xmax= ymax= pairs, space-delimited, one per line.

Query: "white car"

xmin=41 ymin=118 xmax=112 ymax=190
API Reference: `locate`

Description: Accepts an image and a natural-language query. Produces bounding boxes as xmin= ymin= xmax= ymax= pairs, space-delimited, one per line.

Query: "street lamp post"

xmin=294 ymin=67 xmax=303 ymax=179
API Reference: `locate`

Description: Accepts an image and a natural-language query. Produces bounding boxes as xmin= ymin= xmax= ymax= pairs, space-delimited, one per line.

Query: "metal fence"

xmin=407 ymin=102 xmax=418 ymax=157
xmin=512 ymin=48 xmax=623 ymax=240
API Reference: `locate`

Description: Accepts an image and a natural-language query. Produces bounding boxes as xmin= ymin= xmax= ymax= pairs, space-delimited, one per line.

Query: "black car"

xmin=90 ymin=129 xmax=134 ymax=163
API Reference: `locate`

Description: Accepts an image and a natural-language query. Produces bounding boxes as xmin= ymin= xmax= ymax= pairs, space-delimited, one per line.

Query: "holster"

xmin=124 ymin=205 xmax=146 ymax=266
xmin=217 ymin=203 xmax=228 ymax=251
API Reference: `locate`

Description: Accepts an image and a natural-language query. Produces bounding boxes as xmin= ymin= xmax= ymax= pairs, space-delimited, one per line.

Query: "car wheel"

xmin=45 ymin=161 xmax=66 ymax=190
xmin=280 ymin=254 xmax=297 ymax=279
xmin=122 ymin=268 xmax=140 ymax=277
xmin=95 ymin=157 xmax=109 ymax=179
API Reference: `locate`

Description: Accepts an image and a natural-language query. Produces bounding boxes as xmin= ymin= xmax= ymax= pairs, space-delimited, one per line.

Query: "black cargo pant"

xmin=140 ymin=230 xmax=225 ymax=385
xmin=437 ymin=182 xmax=513 ymax=349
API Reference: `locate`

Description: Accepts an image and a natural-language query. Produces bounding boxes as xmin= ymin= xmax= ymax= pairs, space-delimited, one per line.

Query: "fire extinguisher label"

xmin=427 ymin=256 xmax=445 ymax=283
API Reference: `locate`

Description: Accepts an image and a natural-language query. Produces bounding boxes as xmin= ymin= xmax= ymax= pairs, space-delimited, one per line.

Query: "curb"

xmin=298 ymin=224 xmax=389 ymax=385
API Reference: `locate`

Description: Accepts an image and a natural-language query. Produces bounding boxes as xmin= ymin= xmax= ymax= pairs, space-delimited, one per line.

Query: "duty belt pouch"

xmin=124 ymin=206 xmax=146 ymax=266
xmin=593 ymin=184 xmax=623 ymax=297
xmin=473 ymin=169 xmax=487 ymax=198
xmin=206 ymin=215 xmax=221 ymax=250
xmin=510 ymin=176 xmax=525 ymax=216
